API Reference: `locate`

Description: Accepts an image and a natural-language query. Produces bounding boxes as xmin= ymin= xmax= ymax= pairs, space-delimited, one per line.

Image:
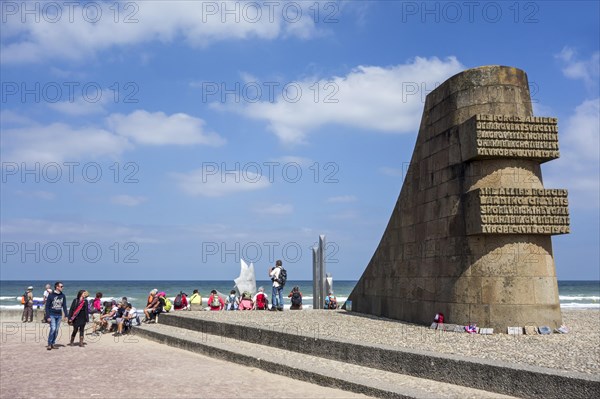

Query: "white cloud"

xmin=329 ymin=210 xmax=358 ymax=220
xmin=555 ymin=47 xmax=600 ymax=90
xmin=16 ymin=190 xmax=56 ymax=200
xmin=107 ymin=110 xmax=226 ymax=146
xmin=0 ymin=218 xmax=147 ymax=240
xmin=326 ymin=195 xmax=357 ymax=203
xmin=2 ymin=123 xmax=132 ymax=163
xmin=0 ymin=110 xmax=38 ymax=127
xmin=532 ymin=102 xmax=554 ymax=117
xmin=561 ymin=99 xmax=600 ymax=162
xmin=544 ymin=98 xmax=600 ymax=209
xmin=379 ymin=166 xmax=405 ymax=177
xmin=111 ymin=195 xmax=147 ymax=207
xmin=214 ymin=56 xmax=464 ymax=144
xmin=270 ymin=155 xmax=314 ymax=167
xmin=172 ymin=166 xmax=271 ymax=197
xmin=1 ymin=1 xmax=322 ymax=64
xmin=254 ymin=203 xmax=294 ymax=215
xmin=2 ymin=110 xmax=224 ymax=162
xmin=47 ymin=90 xmax=111 ymax=116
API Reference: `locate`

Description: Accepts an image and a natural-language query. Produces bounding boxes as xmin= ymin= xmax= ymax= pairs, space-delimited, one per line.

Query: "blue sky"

xmin=1 ymin=1 xmax=598 ymax=281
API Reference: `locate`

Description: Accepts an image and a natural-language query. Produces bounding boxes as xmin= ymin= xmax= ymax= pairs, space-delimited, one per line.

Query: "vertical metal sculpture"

xmin=312 ymin=235 xmax=328 ymax=309
xmin=312 ymin=246 xmax=320 ymax=309
xmin=319 ymin=235 xmax=327 ymax=308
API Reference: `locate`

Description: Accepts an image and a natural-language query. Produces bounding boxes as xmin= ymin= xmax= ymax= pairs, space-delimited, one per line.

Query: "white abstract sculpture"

xmin=234 ymin=259 xmax=257 ymax=295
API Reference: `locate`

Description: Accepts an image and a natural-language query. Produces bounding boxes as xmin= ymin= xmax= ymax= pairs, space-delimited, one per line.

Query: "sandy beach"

xmin=0 ymin=310 xmax=370 ymax=399
xmin=2 ymin=308 xmax=598 ymax=399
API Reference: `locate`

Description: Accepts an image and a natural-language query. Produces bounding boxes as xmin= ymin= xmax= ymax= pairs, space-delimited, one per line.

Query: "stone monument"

xmin=347 ymin=66 xmax=570 ymax=331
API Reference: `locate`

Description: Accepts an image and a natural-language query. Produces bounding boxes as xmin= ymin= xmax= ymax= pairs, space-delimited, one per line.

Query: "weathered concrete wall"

xmin=348 ymin=66 xmax=569 ymax=331
xmin=143 ymin=313 xmax=599 ymax=398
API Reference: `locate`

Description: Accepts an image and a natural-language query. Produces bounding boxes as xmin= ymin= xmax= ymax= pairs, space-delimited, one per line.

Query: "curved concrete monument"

xmin=348 ymin=66 xmax=570 ymax=331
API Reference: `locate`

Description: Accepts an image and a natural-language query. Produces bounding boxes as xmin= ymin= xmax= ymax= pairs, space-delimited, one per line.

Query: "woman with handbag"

xmin=68 ymin=290 xmax=89 ymax=347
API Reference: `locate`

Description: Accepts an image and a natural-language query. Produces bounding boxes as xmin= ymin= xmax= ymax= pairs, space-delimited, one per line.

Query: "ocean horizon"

xmin=1 ymin=280 xmax=598 ymax=311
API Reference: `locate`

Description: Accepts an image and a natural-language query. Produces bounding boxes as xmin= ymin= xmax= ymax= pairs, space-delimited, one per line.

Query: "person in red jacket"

xmin=208 ymin=290 xmax=224 ymax=311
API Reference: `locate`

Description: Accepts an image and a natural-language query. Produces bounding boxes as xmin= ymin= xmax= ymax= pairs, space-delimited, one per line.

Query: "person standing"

xmin=45 ymin=282 xmax=68 ymax=350
xmin=68 ymin=290 xmax=89 ymax=347
xmin=21 ymin=286 xmax=34 ymax=322
xmin=41 ymin=284 xmax=52 ymax=323
xmin=269 ymin=260 xmax=285 ymax=311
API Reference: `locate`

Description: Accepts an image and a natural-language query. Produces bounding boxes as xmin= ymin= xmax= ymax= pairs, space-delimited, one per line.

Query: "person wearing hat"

xmin=143 ymin=291 xmax=160 ymax=322
xmin=21 ymin=286 xmax=34 ymax=322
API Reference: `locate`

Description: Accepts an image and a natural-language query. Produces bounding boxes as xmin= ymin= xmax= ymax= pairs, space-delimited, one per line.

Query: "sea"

xmin=0 ymin=280 xmax=598 ymax=310
xmin=0 ymin=280 xmax=357 ymax=310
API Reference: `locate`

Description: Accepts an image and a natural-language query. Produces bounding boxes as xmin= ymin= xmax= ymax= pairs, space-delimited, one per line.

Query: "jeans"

xmin=48 ymin=315 xmax=62 ymax=346
xmin=271 ymin=286 xmax=283 ymax=309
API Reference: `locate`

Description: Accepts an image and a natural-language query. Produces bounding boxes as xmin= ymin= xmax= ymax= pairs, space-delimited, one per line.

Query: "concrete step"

xmin=136 ymin=323 xmax=514 ymax=399
xmin=148 ymin=312 xmax=599 ymax=399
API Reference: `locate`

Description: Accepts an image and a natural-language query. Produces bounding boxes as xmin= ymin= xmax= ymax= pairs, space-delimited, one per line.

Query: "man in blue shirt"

xmin=44 ymin=282 xmax=68 ymax=350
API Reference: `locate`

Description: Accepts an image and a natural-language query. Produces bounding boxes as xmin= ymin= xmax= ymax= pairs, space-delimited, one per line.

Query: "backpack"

xmin=291 ymin=292 xmax=302 ymax=306
xmin=227 ymin=296 xmax=237 ymax=311
xmin=277 ymin=267 xmax=287 ymax=287
xmin=21 ymin=293 xmax=26 ymax=305
xmin=88 ymin=299 xmax=96 ymax=314
xmin=163 ymin=297 xmax=172 ymax=312
xmin=256 ymin=293 xmax=268 ymax=310
xmin=174 ymin=293 xmax=183 ymax=308
xmin=327 ymin=296 xmax=337 ymax=309
xmin=210 ymin=295 xmax=221 ymax=308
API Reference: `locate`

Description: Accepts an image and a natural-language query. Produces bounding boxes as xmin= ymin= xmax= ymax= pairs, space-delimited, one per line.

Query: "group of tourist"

xmin=36 ymin=282 xmax=140 ymax=350
xmin=26 ymin=261 xmax=339 ymax=351
xmin=208 ymin=285 xmax=303 ymax=311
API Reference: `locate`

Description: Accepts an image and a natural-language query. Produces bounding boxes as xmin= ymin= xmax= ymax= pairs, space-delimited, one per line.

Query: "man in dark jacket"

xmin=44 ymin=282 xmax=68 ymax=350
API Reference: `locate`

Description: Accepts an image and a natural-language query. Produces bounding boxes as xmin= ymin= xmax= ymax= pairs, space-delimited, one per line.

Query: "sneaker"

xmin=47 ymin=345 xmax=52 ymax=350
